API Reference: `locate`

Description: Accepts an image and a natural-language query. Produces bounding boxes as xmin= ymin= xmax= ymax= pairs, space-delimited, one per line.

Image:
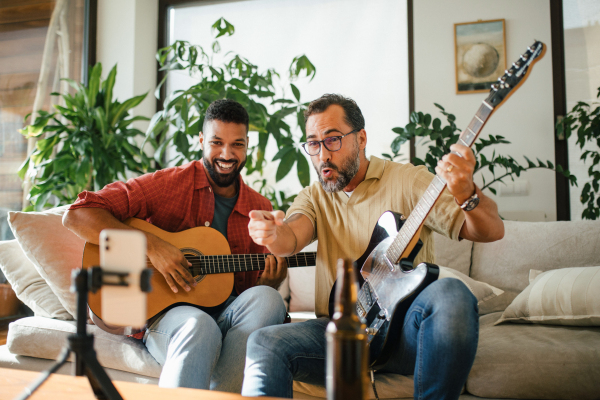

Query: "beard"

xmin=314 ymin=146 xmax=360 ymax=193
xmin=203 ymin=156 xmax=247 ymax=188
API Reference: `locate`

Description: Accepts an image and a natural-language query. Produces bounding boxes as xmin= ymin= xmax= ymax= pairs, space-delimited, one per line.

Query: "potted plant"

xmin=387 ymin=103 xmax=577 ymax=195
xmin=556 ymin=88 xmax=600 ymax=220
xmin=18 ymin=63 xmax=151 ymax=211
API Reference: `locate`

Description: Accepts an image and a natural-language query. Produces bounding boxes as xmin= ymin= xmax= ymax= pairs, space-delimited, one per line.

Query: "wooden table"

xmin=0 ymin=368 xmax=283 ymax=400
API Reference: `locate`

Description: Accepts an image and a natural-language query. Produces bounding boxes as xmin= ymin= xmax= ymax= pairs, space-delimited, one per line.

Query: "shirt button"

xmin=204 ymin=221 xmax=210 ymax=226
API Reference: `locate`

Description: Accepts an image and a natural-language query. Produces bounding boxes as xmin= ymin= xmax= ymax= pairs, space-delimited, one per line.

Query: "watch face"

xmin=463 ymin=196 xmax=480 ymax=211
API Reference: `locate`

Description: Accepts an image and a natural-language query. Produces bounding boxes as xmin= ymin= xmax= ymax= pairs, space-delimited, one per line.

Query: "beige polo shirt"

xmin=286 ymin=156 xmax=466 ymax=318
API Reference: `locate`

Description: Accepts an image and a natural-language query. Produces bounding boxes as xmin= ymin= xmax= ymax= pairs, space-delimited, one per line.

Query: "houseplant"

xmin=146 ymin=18 xmax=316 ymax=209
xmin=387 ymin=103 xmax=577 ymax=195
xmin=18 ymin=63 xmax=151 ymax=211
xmin=556 ymin=88 xmax=600 ymax=220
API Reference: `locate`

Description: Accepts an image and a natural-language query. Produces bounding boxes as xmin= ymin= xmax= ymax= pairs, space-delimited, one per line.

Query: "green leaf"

xmin=110 ymin=93 xmax=147 ymax=126
xmin=410 ymin=112 xmax=419 ymax=124
xmin=18 ymin=158 xmax=30 ymax=180
xmin=211 ymin=18 xmax=235 ymax=38
xmin=103 ymin=64 xmax=117 ymax=113
xmin=290 ymin=84 xmax=300 ymax=102
xmin=289 ymin=55 xmax=316 ymax=81
xmin=276 ymin=149 xmax=296 ymax=182
xmin=87 ymin=63 xmax=102 ymax=109
xmin=391 ymin=136 xmax=404 ymax=153
xmin=272 ymin=144 xmax=295 ymax=161
xmin=296 ymin=150 xmax=310 ymax=187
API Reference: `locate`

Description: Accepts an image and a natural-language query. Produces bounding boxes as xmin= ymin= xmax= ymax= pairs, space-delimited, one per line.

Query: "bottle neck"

xmin=333 ymin=259 xmax=359 ymax=320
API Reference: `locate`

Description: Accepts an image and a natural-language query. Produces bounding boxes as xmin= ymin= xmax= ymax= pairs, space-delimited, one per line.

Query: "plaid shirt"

xmin=70 ymin=161 xmax=272 ymax=294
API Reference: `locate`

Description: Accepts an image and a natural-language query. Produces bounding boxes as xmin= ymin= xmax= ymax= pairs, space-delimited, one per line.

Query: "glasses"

xmin=301 ymin=129 xmax=361 ymax=156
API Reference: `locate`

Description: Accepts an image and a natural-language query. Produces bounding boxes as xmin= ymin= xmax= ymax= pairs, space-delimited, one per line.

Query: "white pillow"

xmin=289 ymin=241 xmax=319 ymax=312
xmin=289 ymin=266 xmax=316 ymax=312
xmin=496 ymin=266 xmax=600 ymax=326
xmin=438 ymin=266 xmax=504 ymax=305
xmin=0 ymin=240 xmax=71 ymax=320
xmin=8 ymin=206 xmax=85 ymax=318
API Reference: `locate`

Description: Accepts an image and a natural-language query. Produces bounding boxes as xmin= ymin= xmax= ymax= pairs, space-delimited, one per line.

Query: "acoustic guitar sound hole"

xmin=181 ymin=247 xmax=206 ymax=283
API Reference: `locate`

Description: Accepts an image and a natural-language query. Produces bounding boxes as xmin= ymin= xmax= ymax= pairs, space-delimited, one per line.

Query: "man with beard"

xmin=243 ymin=94 xmax=504 ymax=399
xmin=62 ymin=99 xmax=288 ymax=392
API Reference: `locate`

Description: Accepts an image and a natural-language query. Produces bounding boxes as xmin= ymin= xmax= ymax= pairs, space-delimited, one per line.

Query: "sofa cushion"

xmin=7 ymin=316 xmax=161 ymax=378
xmin=433 ymin=232 xmax=473 ymax=276
xmin=467 ymin=312 xmax=600 ymax=399
xmin=0 ymin=345 xmax=158 ymax=385
xmin=0 ymin=240 xmax=71 ymax=320
xmin=496 ymin=266 xmax=600 ymax=326
xmin=470 ymin=220 xmax=600 ymax=293
xmin=8 ymin=206 xmax=84 ymax=318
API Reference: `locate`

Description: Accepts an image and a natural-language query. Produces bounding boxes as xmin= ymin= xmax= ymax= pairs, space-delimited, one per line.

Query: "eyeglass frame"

xmin=300 ymin=128 xmax=362 ymax=156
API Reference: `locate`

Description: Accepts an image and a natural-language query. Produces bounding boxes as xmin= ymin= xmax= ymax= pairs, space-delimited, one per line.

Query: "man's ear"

xmin=199 ymin=132 xmax=204 ymax=149
xmin=358 ymin=129 xmax=367 ymax=150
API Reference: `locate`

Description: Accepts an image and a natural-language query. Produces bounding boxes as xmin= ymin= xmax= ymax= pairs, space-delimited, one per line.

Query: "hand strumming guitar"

xmin=145 ymin=234 xmax=197 ymax=293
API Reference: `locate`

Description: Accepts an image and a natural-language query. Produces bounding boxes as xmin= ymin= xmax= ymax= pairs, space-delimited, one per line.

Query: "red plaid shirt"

xmin=70 ymin=161 xmax=272 ymax=294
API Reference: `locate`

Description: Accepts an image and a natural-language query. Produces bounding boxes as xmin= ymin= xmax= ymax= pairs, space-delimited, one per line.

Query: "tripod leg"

xmin=81 ymin=345 xmax=123 ymax=400
xmin=14 ymin=347 xmax=71 ymax=400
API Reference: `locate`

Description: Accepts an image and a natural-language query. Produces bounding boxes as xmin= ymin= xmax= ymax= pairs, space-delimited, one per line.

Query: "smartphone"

xmin=99 ymin=229 xmax=147 ymax=328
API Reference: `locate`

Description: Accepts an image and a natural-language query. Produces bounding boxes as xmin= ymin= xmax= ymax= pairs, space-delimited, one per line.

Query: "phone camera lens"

xmin=105 ymin=246 xmax=109 ymax=251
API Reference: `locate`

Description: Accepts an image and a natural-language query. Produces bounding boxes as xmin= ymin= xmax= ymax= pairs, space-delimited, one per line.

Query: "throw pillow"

xmin=0 ymin=240 xmax=72 ymax=320
xmin=8 ymin=205 xmax=85 ymax=318
xmin=438 ymin=266 xmax=504 ymax=306
xmin=288 ymin=241 xmax=318 ymax=312
xmin=495 ymin=266 xmax=600 ymax=326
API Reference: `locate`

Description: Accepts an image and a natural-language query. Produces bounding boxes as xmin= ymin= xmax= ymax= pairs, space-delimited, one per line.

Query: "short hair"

xmin=203 ymin=99 xmax=249 ymax=132
xmin=304 ymin=94 xmax=365 ymax=131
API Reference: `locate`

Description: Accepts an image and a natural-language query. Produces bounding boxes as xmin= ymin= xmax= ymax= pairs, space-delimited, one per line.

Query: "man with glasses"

xmin=242 ymin=94 xmax=504 ymax=399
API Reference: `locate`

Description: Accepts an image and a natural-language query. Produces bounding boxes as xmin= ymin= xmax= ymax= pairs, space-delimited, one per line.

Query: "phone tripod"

xmin=15 ymin=267 xmax=152 ymax=400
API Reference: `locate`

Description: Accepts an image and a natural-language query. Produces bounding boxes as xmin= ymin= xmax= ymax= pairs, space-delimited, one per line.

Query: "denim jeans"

xmin=143 ymin=285 xmax=286 ymax=392
xmin=242 ymin=278 xmax=479 ymax=399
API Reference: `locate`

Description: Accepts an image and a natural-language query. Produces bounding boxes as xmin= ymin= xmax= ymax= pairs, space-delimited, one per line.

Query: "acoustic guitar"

xmin=328 ymin=41 xmax=546 ymax=370
xmin=83 ymin=218 xmax=316 ymax=331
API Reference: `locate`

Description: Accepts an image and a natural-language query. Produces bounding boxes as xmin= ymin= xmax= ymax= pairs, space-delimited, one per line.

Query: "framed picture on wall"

xmin=454 ymin=19 xmax=506 ymax=94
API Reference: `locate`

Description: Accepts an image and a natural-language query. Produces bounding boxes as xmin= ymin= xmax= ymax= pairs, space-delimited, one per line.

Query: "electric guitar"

xmin=328 ymin=41 xmax=546 ymax=370
xmin=82 ymin=218 xmax=316 ymax=333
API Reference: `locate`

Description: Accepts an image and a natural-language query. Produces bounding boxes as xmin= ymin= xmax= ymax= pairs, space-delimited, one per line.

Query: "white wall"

xmin=96 ymin=0 xmax=158 ymax=130
xmin=414 ymin=0 xmax=556 ymax=221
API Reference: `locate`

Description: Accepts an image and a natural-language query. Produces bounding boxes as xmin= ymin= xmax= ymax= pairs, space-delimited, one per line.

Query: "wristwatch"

xmin=458 ymin=191 xmax=480 ymax=211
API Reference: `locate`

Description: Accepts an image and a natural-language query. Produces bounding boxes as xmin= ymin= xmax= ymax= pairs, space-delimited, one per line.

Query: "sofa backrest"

xmin=470 ymin=220 xmax=600 ymax=293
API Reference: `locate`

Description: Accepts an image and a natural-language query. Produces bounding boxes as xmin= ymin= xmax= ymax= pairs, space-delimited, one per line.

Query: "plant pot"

xmin=0 ymin=283 xmax=21 ymax=317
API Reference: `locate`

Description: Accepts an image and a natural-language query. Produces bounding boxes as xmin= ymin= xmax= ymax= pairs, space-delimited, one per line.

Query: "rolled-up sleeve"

xmin=69 ymin=175 xmax=154 ymax=222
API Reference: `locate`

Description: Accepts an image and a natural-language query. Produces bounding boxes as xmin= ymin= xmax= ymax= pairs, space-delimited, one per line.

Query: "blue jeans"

xmin=143 ymin=285 xmax=286 ymax=392
xmin=242 ymin=278 xmax=479 ymax=399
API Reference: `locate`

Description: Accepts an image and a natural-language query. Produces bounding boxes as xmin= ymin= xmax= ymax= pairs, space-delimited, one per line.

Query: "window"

xmin=165 ymin=0 xmax=410 ymax=194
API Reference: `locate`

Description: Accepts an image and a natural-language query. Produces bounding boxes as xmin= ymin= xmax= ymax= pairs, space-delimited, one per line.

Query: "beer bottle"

xmin=326 ymin=259 xmax=368 ymax=400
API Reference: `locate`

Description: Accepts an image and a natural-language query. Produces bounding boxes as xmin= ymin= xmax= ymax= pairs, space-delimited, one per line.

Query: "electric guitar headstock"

xmin=485 ymin=40 xmax=546 ymax=110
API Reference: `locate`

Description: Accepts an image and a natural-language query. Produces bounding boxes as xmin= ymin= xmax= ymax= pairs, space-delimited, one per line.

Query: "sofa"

xmin=0 ymin=206 xmax=599 ymax=399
